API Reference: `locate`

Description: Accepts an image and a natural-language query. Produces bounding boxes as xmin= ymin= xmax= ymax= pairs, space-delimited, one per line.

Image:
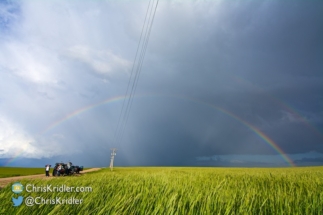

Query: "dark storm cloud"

xmin=118 ymin=0 xmax=323 ymax=165
xmin=0 ymin=0 xmax=322 ymax=167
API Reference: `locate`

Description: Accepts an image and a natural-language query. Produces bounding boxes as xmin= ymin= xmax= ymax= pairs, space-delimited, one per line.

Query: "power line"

xmin=113 ymin=0 xmax=153 ymax=145
xmin=114 ymin=0 xmax=159 ymax=148
xmin=122 ymin=0 xmax=159 ymax=137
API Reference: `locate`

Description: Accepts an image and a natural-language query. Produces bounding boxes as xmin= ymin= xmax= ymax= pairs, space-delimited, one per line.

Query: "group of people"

xmin=45 ymin=162 xmax=76 ymax=177
xmin=45 ymin=164 xmax=63 ymax=176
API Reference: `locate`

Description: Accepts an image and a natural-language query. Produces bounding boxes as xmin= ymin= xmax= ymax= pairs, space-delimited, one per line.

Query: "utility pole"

xmin=109 ymin=148 xmax=117 ymax=171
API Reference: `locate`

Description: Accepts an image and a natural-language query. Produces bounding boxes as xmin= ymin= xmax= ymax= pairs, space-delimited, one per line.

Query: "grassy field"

xmin=1 ymin=167 xmax=323 ymax=214
xmin=0 ymin=167 xmax=91 ymax=178
xmin=0 ymin=167 xmax=45 ymax=178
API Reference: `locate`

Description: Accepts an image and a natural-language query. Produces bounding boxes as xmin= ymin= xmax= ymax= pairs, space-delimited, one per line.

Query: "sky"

xmin=0 ymin=0 xmax=322 ymax=167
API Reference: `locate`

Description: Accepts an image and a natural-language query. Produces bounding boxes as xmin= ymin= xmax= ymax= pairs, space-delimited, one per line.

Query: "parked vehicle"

xmin=52 ymin=162 xmax=83 ymax=176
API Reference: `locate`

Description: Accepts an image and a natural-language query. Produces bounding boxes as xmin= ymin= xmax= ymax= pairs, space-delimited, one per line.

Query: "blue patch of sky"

xmin=0 ymin=0 xmax=21 ymax=34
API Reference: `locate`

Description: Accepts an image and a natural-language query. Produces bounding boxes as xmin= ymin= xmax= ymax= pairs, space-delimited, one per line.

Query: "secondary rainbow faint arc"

xmin=231 ymin=75 xmax=323 ymax=141
xmin=6 ymin=94 xmax=295 ymax=167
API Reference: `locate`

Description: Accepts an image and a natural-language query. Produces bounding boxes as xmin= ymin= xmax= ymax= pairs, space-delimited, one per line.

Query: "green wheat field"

xmin=0 ymin=167 xmax=45 ymax=178
xmin=0 ymin=167 xmax=90 ymax=178
xmin=1 ymin=167 xmax=323 ymax=214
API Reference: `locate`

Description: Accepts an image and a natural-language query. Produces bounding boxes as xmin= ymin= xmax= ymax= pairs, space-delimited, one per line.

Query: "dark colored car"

xmin=52 ymin=162 xmax=83 ymax=176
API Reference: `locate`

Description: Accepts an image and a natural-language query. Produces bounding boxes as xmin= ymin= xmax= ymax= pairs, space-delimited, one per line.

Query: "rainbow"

xmin=40 ymin=95 xmax=131 ymax=135
xmin=6 ymin=94 xmax=296 ymax=166
xmin=4 ymin=144 xmax=28 ymax=166
xmin=5 ymin=95 xmax=135 ymax=166
xmin=171 ymin=95 xmax=295 ymax=166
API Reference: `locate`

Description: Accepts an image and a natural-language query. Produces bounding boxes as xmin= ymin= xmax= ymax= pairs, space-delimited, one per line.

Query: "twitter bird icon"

xmin=12 ymin=196 xmax=23 ymax=206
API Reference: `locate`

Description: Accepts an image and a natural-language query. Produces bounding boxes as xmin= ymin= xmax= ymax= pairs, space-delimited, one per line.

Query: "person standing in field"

xmin=45 ymin=165 xmax=50 ymax=177
xmin=57 ymin=164 xmax=61 ymax=176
